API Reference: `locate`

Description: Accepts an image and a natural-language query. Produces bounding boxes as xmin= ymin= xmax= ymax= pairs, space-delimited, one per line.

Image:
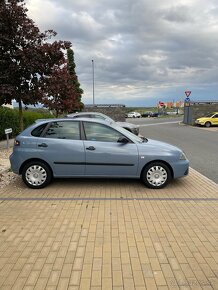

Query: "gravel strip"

xmin=0 ymin=148 xmax=18 ymax=189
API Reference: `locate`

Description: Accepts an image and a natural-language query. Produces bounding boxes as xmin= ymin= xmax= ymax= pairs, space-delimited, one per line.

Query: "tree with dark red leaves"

xmin=42 ymin=50 xmax=84 ymax=117
xmin=42 ymin=64 xmax=77 ymax=118
xmin=0 ymin=0 xmax=71 ymax=130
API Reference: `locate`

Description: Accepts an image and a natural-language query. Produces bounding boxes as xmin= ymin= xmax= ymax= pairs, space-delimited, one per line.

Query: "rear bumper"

xmin=10 ymin=153 xmax=21 ymax=174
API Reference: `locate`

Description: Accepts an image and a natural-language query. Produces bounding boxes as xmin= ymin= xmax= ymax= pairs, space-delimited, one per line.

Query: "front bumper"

xmin=171 ymin=159 xmax=189 ymax=179
xmin=195 ymin=120 xmax=204 ymax=125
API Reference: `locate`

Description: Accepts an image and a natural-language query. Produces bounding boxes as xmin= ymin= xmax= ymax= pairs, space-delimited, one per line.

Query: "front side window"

xmin=212 ymin=114 xmax=218 ymax=118
xmin=83 ymin=122 xmax=123 ymax=142
xmin=44 ymin=121 xmax=80 ymax=140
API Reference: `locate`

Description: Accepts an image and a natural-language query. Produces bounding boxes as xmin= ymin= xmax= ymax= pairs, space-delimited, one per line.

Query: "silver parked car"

xmin=10 ymin=118 xmax=189 ymax=189
xmin=67 ymin=112 xmax=139 ymax=135
xmin=127 ymin=111 xmax=141 ymax=118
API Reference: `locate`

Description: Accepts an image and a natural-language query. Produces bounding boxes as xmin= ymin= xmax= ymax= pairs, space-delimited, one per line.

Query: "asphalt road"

xmin=128 ymin=117 xmax=218 ymax=184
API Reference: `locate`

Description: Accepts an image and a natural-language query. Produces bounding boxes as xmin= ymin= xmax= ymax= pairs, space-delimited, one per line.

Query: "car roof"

xmin=67 ymin=112 xmax=106 ymax=117
xmin=35 ymin=117 xmax=110 ymax=126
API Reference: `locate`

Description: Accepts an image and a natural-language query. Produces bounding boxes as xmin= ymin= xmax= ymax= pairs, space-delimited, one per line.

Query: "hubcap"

xmin=25 ymin=165 xmax=47 ymax=186
xmin=147 ymin=165 xmax=167 ymax=187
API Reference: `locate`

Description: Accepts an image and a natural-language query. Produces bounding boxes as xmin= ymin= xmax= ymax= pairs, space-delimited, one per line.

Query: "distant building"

xmin=1 ymin=103 xmax=14 ymax=109
xmin=157 ymin=101 xmax=184 ymax=108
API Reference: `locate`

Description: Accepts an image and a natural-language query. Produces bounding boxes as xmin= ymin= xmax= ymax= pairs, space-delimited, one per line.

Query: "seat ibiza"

xmin=10 ymin=118 xmax=189 ymax=189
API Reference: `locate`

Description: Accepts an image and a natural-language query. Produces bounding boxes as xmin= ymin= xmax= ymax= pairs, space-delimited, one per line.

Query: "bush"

xmin=0 ymin=107 xmax=20 ymax=140
xmin=22 ymin=110 xmax=52 ymax=128
xmin=0 ymin=107 xmax=53 ymax=140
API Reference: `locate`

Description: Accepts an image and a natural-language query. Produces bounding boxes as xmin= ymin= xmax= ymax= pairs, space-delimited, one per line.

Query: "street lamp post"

xmin=92 ymin=59 xmax=95 ymax=105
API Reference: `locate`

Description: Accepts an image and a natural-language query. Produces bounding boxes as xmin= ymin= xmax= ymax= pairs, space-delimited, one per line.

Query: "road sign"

xmin=185 ymin=97 xmax=190 ymax=103
xmin=185 ymin=91 xmax=191 ymax=97
xmin=5 ymin=128 xmax=12 ymax=149
xmin=159 ymin=101 xmax=165 ymax=107
xmin=5 ymin=128 xmax=12 ymax=134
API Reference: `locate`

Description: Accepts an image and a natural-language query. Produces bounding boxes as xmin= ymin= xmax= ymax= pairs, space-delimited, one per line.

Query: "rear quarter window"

xmin=31 ymin=123 xmax=48 ymax=137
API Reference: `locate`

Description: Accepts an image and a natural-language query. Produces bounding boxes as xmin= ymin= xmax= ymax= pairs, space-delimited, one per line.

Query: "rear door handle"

xmin=38 ymin=143 xmax=48 ymax=148
xmin=86 ymin=146 xmax=95 ymax=151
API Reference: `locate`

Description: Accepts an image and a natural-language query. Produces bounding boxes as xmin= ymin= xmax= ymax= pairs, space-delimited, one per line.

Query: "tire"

xmin=205 ymin=122 xmax=211 ymax=128
xmin=141 ymin=162 xmax=171 ymax=189
xmin=22 ymin=161 xmax=52 ymax=189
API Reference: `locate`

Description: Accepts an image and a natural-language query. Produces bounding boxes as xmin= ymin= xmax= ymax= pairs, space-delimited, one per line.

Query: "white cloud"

xmin=26 ymin=0 xmax=218 ymax=106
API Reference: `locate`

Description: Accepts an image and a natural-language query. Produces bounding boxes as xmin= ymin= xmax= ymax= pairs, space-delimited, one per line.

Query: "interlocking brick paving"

xmin=0 ymin=168 xmax=217 ymax=289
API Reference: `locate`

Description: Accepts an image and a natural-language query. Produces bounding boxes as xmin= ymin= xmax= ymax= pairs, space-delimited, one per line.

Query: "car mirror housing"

xmin=117 ymin=137 xmax=129 ymax=144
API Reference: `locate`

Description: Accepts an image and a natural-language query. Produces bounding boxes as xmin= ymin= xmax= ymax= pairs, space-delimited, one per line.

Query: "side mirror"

xmin=117 ymin=137 xmax=129 ymax=144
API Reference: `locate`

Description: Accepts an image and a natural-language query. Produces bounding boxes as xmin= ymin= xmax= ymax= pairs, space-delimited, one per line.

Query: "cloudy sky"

xmin=26 ymin=0 xmax=218 ymax=106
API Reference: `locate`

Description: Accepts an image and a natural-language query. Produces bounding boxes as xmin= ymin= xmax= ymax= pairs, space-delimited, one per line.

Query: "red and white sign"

xmin=185 ymin=91 xmax=191 ymax=97
xmin=159 ymin=101 xmax=165 ymax=107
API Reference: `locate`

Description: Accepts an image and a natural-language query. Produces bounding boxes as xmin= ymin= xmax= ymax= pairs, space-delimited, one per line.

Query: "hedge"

xmin=0 ymin=107 xmax=53 ymax=140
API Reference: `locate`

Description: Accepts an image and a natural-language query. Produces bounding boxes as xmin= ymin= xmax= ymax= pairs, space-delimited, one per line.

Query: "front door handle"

xmin=38 ymin=143 xmax=48 ymax=148
xmin=86 ymin=146 xmax=95 ymax=151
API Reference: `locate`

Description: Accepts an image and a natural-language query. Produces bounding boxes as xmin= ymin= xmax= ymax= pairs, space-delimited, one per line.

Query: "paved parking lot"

xmin=0 ymin=169 xmax=218 ymax=290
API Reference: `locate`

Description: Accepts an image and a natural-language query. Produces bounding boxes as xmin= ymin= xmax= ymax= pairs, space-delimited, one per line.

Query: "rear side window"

xmin=44 ymin=121 xmax=80 ymax=140
xmin=31 ymin=123 xmax=48 ymax=137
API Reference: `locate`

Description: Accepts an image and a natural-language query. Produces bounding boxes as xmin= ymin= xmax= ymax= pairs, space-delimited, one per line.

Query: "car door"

xmin=212 ymin=113 xmax=218 ymax=125
xmin=83 ymin=121 xmax=139 ymax=177
xmin=36 ymin=121 xmax=85 ymax=177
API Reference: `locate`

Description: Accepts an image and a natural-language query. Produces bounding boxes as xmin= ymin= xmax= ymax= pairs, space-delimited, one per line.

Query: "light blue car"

xmin=10 ymin=118 xmax=189 ymax=189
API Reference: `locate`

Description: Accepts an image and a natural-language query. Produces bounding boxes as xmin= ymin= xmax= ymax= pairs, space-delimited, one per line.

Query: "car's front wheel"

xmin=141 ymin=162 xmax=171 ymax=189
xmin=22 ymin=161 xmax=52 ymax=189
xmin=205 ymin=121 xmax=211 ymax=128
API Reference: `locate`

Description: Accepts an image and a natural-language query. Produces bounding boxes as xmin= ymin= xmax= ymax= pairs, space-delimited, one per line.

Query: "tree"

xmin=67 ymin=48 xmax=84 ymax=111
xmin=42 ymin=64 xmax=78 ymax=117
xmin=0 ymin=0 xmax=71 ymax=130
xmin=43 ymin=49 xmax=84 ymax=116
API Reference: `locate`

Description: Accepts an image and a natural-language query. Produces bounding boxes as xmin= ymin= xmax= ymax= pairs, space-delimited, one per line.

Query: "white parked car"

xmin=127 ymin=112 xmax=141 ymax=118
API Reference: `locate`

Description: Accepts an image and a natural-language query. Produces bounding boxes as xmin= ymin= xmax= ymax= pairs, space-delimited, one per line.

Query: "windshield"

xmin=205 ymin=113 xmax=214 ymax=117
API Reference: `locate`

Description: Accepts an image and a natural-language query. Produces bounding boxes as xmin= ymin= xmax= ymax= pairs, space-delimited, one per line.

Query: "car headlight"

xmin=179 ymin=152 xmax=187 ymax=160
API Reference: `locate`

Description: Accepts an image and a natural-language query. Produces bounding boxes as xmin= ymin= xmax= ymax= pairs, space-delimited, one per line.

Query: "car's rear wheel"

xmin=22 ymin=161 xmax=52 ymax=189
xmin=205 ymin=121 xmax=211 ymax=128
xmin=141 ymin=162 xmax=171 ymax=189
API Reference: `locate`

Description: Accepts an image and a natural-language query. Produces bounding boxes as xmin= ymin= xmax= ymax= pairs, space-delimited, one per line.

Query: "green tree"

xmin=67 ymin=48 xmax=84 ymax=111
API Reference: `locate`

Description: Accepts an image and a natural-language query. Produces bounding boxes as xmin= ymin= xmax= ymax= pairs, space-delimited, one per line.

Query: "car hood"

xmin=116 ymin=121 xmax=139 ymax=128
xmin=196 ymin=117 xmax=210 ymax=121
xmin=138 ymin=139 xmax=182 ymax=155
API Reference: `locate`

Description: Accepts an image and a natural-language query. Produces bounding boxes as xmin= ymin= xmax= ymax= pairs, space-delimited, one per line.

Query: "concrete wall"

xmin=192 ymin=104 xmax=218 ymax=124
xmin=83 ymin=106 xmax=126 ymax=121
